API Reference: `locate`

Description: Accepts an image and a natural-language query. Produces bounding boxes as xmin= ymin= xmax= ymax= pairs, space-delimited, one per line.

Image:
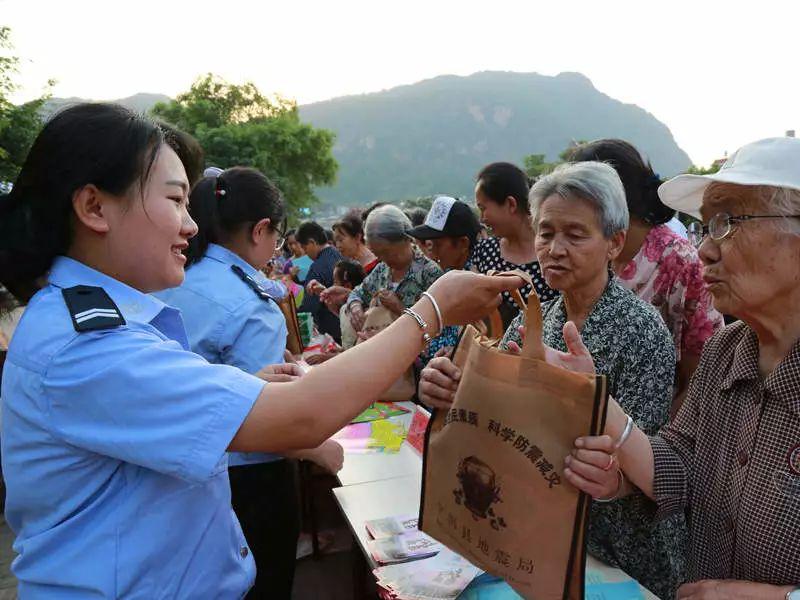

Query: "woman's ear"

xmin=607 ymin=229 xmax=627 ymax=261
xmin=251 ymin=217 xmax=272 ymax=244
xmin=72 ymin=184 xmax=111 ymax=234
xmin=505 ymin=195 xmax=518 ymax=214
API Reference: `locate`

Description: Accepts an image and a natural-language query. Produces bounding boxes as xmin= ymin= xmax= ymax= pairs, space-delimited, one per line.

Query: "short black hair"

xmin=568 ymin=139 xmax=673 ymax=226
xmin=476 ymin=162 xmax=530 ymax=213
xmin=333 ymin=209 xmax=365 ymax=243
xmin=334 ymin=260 xmax=365 ymax=288
xmin=296 ymin=221 xmax=327 ymax=245
xmin=405 ymin=208 xmax=428 ymax=227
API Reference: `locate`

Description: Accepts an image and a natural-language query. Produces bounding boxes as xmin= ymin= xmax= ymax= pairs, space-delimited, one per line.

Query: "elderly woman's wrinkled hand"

xmin=676 ymin=579 xmax=793 ymax=600
xmin=376 ymin=290 xmax=404 ymax=316
xmin=419 ymin=356 xmax=461 ymax=409
xmin=563 ymin=435 xmax=619 ymax=499
xmin=320 ymin=285 xmax=350 ymax=314
xmin=505 ymin=322 xmax=596 ymax=374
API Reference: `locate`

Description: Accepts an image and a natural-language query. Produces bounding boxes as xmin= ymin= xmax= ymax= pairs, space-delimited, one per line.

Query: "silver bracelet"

xmin=614 ymin=414 xmax=634 ymax=450
xmin=594 ymin=469 xmax=625 ymax=503
xmin=421 ymin=291 xmax=443 ymax=335
xmin=402 ymin=308 xmax=432 ymax=346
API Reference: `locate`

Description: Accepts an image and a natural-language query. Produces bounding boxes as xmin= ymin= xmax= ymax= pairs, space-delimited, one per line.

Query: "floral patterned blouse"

xmin=501 ymin=276 xmax=687 ymax=600
xmin=617 ymin=225 xmax=723 ymax=362
xmin=347 ymin=247 xmax=443 ymax=310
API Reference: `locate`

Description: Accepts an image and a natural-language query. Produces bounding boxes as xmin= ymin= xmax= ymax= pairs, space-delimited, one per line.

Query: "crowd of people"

xmin=0 ymin=101 xmax=798 ymax=600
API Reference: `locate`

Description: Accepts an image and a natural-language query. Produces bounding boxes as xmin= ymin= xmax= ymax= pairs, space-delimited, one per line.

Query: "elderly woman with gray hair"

xmin=562 ymin=138 xmax=800 ymax=600
xmin=346 ymin=205 xmax=443 ymax=332
xmin=419 ymin=161 xmax=685 ymax=599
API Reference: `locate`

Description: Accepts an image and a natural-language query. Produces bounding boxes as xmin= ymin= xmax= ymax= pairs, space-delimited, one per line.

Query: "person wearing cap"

xmin=564 ymin=137 xmax=800 ymax=599
xmin=408 ymin=196 xmax=482 ymax=271
xmin=409 ymin=196 xmax=482 ymax=358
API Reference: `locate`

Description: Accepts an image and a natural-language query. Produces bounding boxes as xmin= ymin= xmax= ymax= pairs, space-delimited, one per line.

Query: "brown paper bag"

xmin=277 ymin=294 xmax=304 ymax=355
xmin=419 ymin=275 xmax=608 ymax=600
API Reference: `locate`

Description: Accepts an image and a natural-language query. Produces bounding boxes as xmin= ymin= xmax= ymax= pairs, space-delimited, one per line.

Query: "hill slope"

xmin=299 ymin=71 xmax=691 ymax=205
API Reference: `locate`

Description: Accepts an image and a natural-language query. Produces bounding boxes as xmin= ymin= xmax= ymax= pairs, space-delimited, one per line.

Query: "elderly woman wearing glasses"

xmin=563 ymin=138 xmax=800 ymax=600
xmin=420 ymin=162 xmax=686 ymax=599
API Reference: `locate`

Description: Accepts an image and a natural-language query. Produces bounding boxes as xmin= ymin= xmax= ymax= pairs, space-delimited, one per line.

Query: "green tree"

xmin=0 ymin=27 xmax=52 ymax=183
xmin=685 ymin=163 xmax=721 ymax=175
xmin=152 ymin=74 xmax=337 ymax=219
xmin=523 ymin=140 xmax=587 ymax=180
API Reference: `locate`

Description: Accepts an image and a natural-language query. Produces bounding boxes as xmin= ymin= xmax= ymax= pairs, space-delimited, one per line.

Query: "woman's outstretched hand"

xmin=423 ymin=271 xmax=524 ymax=326
xmin=506 ymin=322 xmax=595 ymax=374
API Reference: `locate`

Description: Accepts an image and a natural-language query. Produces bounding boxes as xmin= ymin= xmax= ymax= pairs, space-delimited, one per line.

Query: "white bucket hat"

xmin=658 ymin=137 xmax=800 ymax=219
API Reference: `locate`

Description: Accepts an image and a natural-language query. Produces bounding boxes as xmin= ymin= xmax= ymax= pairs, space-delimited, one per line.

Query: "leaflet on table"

xmin=366 ymin=514 xmax=419 ymax=539
xmin=351 ymin=401 xmax=411 ymax=424
xmin=405 ymin=408 xmax=429 ymax=455
xmin=374 ymin=547 xmax=483 ymax=600
xmin=367 ymin=531 xmax=443 ymax=564
xmin=333 ymin=420 xmax=408 ymax=454
xmin=458 ymin=570 xmax=644 ymax=599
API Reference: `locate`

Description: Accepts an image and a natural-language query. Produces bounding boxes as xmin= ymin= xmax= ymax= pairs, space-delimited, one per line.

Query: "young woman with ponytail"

xmin=157 ymin=166 xmax=343 ymax=599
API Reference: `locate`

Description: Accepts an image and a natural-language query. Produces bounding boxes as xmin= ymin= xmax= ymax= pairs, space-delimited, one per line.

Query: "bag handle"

xmin=488 ymin=270 xmax=545 ymax=360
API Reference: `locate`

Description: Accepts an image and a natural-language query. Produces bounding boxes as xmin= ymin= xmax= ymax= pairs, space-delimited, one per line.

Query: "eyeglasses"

xmin=687 ymin=213 xmax=800 ymax=248
xmin=271 ymin=219 xmax=288 ymax=249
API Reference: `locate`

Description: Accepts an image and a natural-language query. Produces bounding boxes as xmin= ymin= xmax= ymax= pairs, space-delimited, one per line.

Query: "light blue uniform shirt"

xmin=1 ymin=256 xmax=265 ymax=598
xmin=156 ymin=243 xmax=287 ymax=467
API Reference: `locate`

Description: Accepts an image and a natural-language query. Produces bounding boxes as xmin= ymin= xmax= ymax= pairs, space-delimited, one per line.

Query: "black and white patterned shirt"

xmin=652 ymin=320 xmax=800 ymax=586
xmin=501 ymin=276 xmax=685 ymax=600
xmin=470 ymin=236 xmax=558 ymax=330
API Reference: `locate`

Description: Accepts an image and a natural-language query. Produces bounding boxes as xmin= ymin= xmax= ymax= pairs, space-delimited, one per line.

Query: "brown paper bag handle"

xmin=488 ymin=270 xmax=545 ymax=360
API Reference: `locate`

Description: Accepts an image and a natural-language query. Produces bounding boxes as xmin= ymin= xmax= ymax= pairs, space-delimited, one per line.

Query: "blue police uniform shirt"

xmin=156 ymin=243 xmax=288 ymax=467
xmin=0 ymin=256 xmax=265 ymax=598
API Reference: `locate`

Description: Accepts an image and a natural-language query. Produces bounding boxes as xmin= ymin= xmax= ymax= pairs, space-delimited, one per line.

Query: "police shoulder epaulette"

xmin=230 ymin=265 xmax=277 ymax=303
xmin=61 ymin=286 xmax=126 ymax=332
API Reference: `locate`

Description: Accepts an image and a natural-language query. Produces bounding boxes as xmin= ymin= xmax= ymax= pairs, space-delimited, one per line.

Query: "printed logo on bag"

xmin=788 ymin=443 xmax=800 ymax=475
xmin=453 ymin=456 xmax=506 ymax=530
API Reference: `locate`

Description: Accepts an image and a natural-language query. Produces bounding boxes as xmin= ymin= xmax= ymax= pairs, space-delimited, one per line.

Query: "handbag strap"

xmin=488 ymin=270 xmax=545 ymax=361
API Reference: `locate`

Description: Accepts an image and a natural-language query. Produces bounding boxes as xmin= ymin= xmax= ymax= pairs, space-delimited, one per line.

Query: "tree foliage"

xmin=522 ymin=140 xmax=587 ymax=180
xmin=0 ymin=27 xmax=52 ymax=183
xmin=152 ymin=74 xmax=337 ymax=219
xmin=685 ymin=162 xmax=722 ymax=175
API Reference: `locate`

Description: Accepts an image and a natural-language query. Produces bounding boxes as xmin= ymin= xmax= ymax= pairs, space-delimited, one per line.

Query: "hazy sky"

xmin=4 ymin=0 xmax=799 ymax=167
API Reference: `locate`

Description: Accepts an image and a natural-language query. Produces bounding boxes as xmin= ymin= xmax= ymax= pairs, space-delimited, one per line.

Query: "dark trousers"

xmin=229 ymin=459 xmax=300 ymax=600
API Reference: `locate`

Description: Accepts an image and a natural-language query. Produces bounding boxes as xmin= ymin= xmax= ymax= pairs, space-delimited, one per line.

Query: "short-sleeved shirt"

xmin=156 ymin=243 xmax=287 ymax=467
xmin=299 ymin=246 xmax=344 ymax=343
xmin=347 ymin=247 xmax=443 ymax=311
xmin=501 ymin=276 xmax=686 ymax=600
xmin=617 ymin=225 xmax=724 ymax=361
xmin=651 ymin=320 xmax=800 ymax=585
xmin=470 ymin=236 xmax=558 ymax=329
xmin=1 ymin=256 xmax=265 ymax=598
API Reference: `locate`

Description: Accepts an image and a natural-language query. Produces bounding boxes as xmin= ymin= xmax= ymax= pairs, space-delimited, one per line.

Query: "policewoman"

xmin=0 ymin=103 xmax=520 ymax=598
xmin=157 ymin=166 xmax=343 ymax=599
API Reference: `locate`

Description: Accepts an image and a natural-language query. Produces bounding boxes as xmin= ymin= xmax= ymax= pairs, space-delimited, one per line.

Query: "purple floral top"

xmin=618 ymin=225 xmax=723 ymax=361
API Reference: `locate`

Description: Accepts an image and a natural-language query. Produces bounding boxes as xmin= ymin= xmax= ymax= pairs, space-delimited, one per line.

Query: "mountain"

xmin=41 ymin=93 xmax=171 ymax=120
xmin=41 ymin=73 xmax=692 ymax=206
xmin=299 ymin=71 xmax=692 ymax=205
